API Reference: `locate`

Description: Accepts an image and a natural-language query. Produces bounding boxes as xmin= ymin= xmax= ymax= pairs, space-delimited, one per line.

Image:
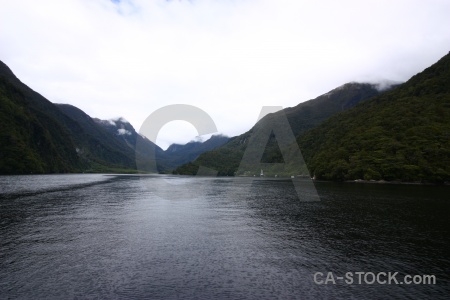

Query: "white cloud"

xmin=117 ymin=128 xmax=132 ymax=135
xmin=111 ymin=117 xmax=129 ymax=124
xmin=1 ymin=0 xmax=450 ymax=149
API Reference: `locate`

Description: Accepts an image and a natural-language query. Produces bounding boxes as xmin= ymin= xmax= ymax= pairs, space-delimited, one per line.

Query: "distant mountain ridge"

xmin=164 ymin=135 xmax=229 ymax=168
xmin=174 ymin=81 xmax=397 ymax=176
xmin=0 ymin=60 xmax=230 ymax=174
xmin=175 ymin=52 xmax=450 ymax=183
xmin=3 ymin=52 xmax=448 ymax=182
xmin=93 ymin=115 xmax=229 ymax=171
xmin=56 ymin=103 xmax=157 ymax=172
xmin=298 ymin=51 xmax=450 ymax=183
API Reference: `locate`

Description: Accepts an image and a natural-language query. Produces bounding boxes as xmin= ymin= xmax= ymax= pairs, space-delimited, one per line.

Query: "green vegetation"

xmin=0 ymin=60 xmax=144 ymax=174
xmin=56 ymin=104 xmax=138 ymax=170
xmin=175 ymin=82 xmax=391 ymax=176
xmin=0 ymin=62 xmax=81 ymax=174
xmin=3 ymin=50 xmax=449 ymax=182
xmin=0 ymin=60 xmax=230 ymax=174
xmin=164 ymin=135 xmax=229 ymax=169
xmin=177 ymin=52 xmax=450 ymax=184
xmin=299 ymin=52 xmax=450 ymax=183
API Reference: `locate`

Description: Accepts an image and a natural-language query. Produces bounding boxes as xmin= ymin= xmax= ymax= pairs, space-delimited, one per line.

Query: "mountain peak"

xmin=370 ymin=80 xmax=403 ymax=92
xmin=298 ymin=50 xmax=450 ymax=182
xmin=174 ymin=80 xmax=392 ymax=176
xmin=322 ymin=81 xmax=399 ymax=98
xmin=0 ymin=60 xmax=16 ymax=78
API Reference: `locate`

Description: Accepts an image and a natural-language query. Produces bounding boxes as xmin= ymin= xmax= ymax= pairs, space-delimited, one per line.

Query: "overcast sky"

xmin=1 ymin=0 xmax=449 ymax=149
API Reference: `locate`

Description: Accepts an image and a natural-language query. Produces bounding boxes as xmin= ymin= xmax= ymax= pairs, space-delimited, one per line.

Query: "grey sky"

xmin=1 ymin=0 xmax=449 ymax=149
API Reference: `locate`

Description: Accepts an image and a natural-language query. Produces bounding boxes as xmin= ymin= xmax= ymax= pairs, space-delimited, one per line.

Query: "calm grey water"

xmin=0 ymin=174 xmax=449 ymax=299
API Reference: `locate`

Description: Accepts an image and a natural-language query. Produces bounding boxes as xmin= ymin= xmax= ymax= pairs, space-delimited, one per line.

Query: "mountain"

xmin=57 ymin=104 xmax=166 ymax=172
xmin=7 ymin=52 xmax=447 ymax=181
xmin=174 ymin=82 xmax=396 ymax=176
xmin=0 ymin=60 xmax=81 ymax=173
xmin=0 ymin=59 xmax=229 ymax=174
xmin=0 ymin=60 xmax=165 ymax=174
xmin=164 ymin=135 xmax=229 ymax=168
xmin=298 ymin=52 xmax=450 ymax=183
xmin=93 ymin=116 xmax=229 ymax=171
xmin=55 ymin=104 xmax=135 ymax=170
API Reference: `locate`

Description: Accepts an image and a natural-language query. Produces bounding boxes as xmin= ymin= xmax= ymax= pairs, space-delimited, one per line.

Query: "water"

xmin=0 ymin=175 xmax=449 ymax=299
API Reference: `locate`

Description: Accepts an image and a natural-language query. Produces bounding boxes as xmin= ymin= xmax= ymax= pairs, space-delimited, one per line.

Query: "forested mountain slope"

xmin=175 ymin=82 xmax=395 ymax=175
xmin=0 ymin=61 xmax=81 ymax=173
xmin=0 ymin=59 xmax=229 ymax=174
xmin=298 ymin=51 xmax=450 ymax=183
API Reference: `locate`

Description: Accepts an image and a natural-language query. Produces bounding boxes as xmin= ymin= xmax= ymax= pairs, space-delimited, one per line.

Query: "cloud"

xmin=1 ymin=0 xmax=450 ymax=149
xmin=372 ymin=80 xmax=403 ymax=92
xmin=111 ymin=117 xmax=129 ymax=124
xmin=117 ymin=128 xmax=132 ymax=135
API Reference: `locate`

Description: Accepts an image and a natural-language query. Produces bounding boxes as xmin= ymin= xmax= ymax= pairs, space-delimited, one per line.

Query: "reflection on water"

xmin=0 ymin=174 xmax=112 ymax=199
xmin=0 ymin=175 xmax=449 ymax=299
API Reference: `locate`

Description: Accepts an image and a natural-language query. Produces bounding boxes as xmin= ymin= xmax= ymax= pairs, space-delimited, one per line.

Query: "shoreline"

xmin=342 ymin=179 xmax=450 ymax=186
